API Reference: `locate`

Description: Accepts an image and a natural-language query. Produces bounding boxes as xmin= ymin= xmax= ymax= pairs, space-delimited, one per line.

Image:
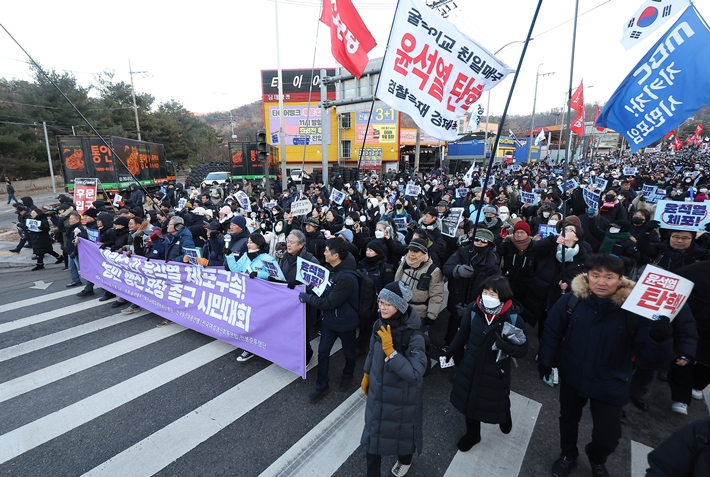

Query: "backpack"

xmin=564 ymin=293 xmax=639 ymax=337
xmin=344 ymin=270 xmax=378 ymax=324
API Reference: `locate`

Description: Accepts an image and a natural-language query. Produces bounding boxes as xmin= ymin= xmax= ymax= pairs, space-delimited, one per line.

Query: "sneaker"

xmin=76 ymin=289 xmax=94 ymax=297
xmin=551 ymin=456 xmax=577 ymax=477
xmin=391 ymin=461 xmax=412 ymax=477
xmin=121 ymin=304 xmax=142 ymax=315
xmin=236 ymin=350 xmax=254 ymax=362
xmin=111 ymin=299 xmax=127 ymax=308
xmin=309 ymin=385 xmax=330 ymax=403
xmin=31 ymin=264 xmax=44 ymax=271
xmin=692 ymin=389 xmax=704 ymax=400
xmin=339 ymin=375 xmax=353 ymax=392
xmin=671 ymin=402 xmax=689 ymax=415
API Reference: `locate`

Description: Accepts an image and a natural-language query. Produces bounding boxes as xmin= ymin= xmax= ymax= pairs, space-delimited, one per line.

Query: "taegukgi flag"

xmin=321 ymin=0 xmax=377 ymax=78
xmin=376 ymin=0 xmax=513 ymax=141
xmin=621 ymin=0 xmax=690 ymax=50
xmin=597 ymin=6 xmax=710 ymax=152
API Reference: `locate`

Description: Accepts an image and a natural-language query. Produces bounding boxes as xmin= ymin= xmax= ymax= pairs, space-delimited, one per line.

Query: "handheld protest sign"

xmin=235 ymin=191 xmax=251 ymax=212
xmin=291 ymin=199 xmax=313 ymax=217
xmin=296 ymin=256 xmax=329 ymax=296
xmin=621 ymin=265 xmax=694 ymax=322
xmin=441 ymin=207 xmax=465 ymax=237
xmin=653 ymin=200 xmax=710 ymax=232
xmin=330 ymin=189 xmax=346 ymax=205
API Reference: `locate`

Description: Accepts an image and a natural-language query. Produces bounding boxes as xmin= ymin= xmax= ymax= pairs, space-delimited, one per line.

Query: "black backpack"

xmin=344 ymin=270 xmax=378 ymax=324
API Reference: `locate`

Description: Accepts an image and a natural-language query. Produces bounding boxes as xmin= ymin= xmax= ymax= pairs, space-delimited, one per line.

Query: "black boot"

xmin=55 ymin=255 xmax=65 ymax=264
xmin=31 ymin=264 xmax=44 ymax=271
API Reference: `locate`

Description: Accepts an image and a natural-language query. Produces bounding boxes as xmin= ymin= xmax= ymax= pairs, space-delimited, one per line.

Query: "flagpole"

xmin=561 ymin=0 xmax=581 ymax=289
xmin=355 ymin=0 xmax=403 ymax=183
xmin=471 ymin=0 xmax=544 ymax=240
xmin=275 ymin=0 xmax=288 ymax=188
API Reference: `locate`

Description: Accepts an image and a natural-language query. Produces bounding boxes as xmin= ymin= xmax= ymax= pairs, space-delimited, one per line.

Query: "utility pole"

xmin=129 ymin=60 xmax=149 ymax=141
xmin=42 ymin=122 xmax=56 ymax=194
xmin=229 ymin=111 xmax=237 ymax=141
xmin=527 ymin=64 xmax=554 ymax=163
xmin=71 ymin=125 xmax=76 ymax=136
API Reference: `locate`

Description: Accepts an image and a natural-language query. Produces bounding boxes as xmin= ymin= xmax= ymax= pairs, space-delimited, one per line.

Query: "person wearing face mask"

xmin=442 ymin=275 xmax=527 ymax=452
xmin=695 ymin=184 xmax=709 ymax=202
xmin=361 ymin=281 xmax=426 ymax=477
xmin=529 ymin=203 xmax=555 ymax=237
xmin=302 ymin=217 xmax=328 ymax=265
xmin=384 ymin=200 xmax=413 ymax=233
xmin=442 ymin=228 xmax=502 ymax=346
xmin=588 ymin=219 xmax=640 ymax=274
xmin=598 ymin=189 xmax=627 ymax=223
xmin=497 ymin=221 xmax=537 ymax=323
xmin=477 ymin=205 xmax=504 ymax=243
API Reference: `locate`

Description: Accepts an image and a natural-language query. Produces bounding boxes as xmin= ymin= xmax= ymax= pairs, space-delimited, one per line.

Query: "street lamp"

xmin=527 ymin=63 xmax=555 ymax=163
xmin=483 ymin=38 xmax=534 ymax=163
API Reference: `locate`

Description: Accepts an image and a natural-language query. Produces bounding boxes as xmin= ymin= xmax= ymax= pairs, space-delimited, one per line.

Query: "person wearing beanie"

xmin=110 ymin=216 xmax=131 ymax=252
xmin=443 ymin=275 xmax=527 ymax=452
xmin=442 ymin=225 xmax=502 ymax=346
xmin=357 ymin=238 xmax=396 ymax=355
xmin=96 ymin=213 xmax=117 ymax=252
xmin=496 ymin=220 xmax=536 ymax=323
xmin=76 ymin=207 xmax=102 ymax=298
xmin=587 ymin=218 xmax=640 ymax=271
xmin=303 ymin=216 xmax=327 ymax=265
xmin=395 ymin=238 xmax=445 ymax=329
xmin=361 ymin=281 xmax=426 ymax=477
xmin=220 ymin=214 xmax=250 ymax=259
xmin=26 ymin=207 xmax=61 ymax=271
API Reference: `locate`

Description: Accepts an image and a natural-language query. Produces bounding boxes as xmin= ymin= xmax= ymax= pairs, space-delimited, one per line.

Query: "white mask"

xmin=543 ymin=212 xmax=551 ymax=218
xmin=701 ymin=188 xmax=708 ymax=194
xmin=609 ymin=227 xmax=621 ymax=234
xmin=375 ymin=230 xmax=385 ymax=239
xmin=499 ymin=214 xmax=509 ymax=221
xmin=345 ymin=218 xmax=354 ymax=226
xmin=548 ymin=220 xmax=558 ymax=226
xmin=481 ymin=295 xmax=501 ymax=309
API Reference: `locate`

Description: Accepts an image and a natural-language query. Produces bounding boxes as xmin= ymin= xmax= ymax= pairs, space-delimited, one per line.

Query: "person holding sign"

xmin=26 ymin=207 xmax=61 ymax=271
xmin=384 ymin=200 xmax=412 ymax=233
xmin=538 ymin=255 xmax=674 ymax=477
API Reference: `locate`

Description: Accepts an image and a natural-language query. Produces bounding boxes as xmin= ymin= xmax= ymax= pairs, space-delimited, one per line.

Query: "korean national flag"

xmin=621 ymin=0 xmax=690 ymax=50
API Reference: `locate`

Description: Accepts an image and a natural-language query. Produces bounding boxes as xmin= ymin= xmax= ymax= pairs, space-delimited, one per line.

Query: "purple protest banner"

xmin=77 ymin=239 xmax=307 ymax=377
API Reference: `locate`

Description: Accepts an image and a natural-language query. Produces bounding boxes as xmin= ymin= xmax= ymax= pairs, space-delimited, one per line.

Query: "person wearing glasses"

xmin=442 ymin=228 xmax=502 ymax=348
xmin=640 ymin=225 xmax=710 ymax=273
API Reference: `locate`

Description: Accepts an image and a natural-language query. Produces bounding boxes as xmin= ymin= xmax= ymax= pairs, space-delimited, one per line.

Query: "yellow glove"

xmin=377 ymin=325 xmax=394 ymax=356
xmin=196 ymin=257 xmax=209 ymax=267
xmin=182 ymin=255 xmax=190 ymax=263
xmin=361 ymin=373 xmax=369 ymax=396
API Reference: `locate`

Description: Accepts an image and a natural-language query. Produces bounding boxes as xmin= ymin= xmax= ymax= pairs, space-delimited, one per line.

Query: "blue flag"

xmin=596 ymin=7 xmax=710 ymax=151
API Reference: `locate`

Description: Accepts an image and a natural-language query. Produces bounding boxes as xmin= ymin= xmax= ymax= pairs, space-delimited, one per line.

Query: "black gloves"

xmin=495 ymin=332 xmax=516 ymax=354
xmin=644 ymin=220 xmax=660 ymax=232
xmin=249 ymin=271 xmax=258 ymax=279
xmin=298 ymin=292 xmax=310 ymax=304
xmin=538 ymin=364 xmax=552 ymax=381
xmin=287 ymin=281 xmax=297 ymax=290
xmin=649 ymin=316 xmax=673 ymax=342
xmin=223 ymin=247 xmax=232 ymax=256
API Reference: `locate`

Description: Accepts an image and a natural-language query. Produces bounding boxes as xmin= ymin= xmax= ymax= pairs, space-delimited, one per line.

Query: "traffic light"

xmin=256 ymin=129 xmax=267 ymax=163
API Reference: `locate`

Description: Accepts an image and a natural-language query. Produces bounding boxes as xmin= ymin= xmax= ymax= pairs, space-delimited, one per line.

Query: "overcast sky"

xmin=1 ymin=0 xmax=706 ymax=119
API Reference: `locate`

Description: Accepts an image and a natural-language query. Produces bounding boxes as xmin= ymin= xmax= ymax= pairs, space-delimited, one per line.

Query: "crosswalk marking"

xmin=259 ymin=390 xmax=366 ymax=477
xmin=0 ymin=339 xmax=236 ymax=465
xmin=0 ymin=299 xmax=102 ymax=335
xmin=0 ymin=288 xmax=83 ymax=314
xmin=81 ymin=338 xmax=341 ymax=477
xmin=0 ymin=322 xmax=185 ymax=402
xmin=443 ymin=392 xmax=541 ymax=477
xmin=631 ymin=440 xmax=652 ymax=477
xmin=0 ymin=309 xmax=149 ymax=362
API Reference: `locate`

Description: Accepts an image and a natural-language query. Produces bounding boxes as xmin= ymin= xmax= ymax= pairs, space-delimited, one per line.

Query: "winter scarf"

xmin=556 ymin=243 xmax=580 ymax=263
xmin=511 ymin=234 xmax=531 ymax=253
xmin=599 ymin=231 xmax=631 ymax=254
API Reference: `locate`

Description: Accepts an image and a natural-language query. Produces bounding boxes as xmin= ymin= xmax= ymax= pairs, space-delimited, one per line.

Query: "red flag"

xmin=571 ymin=110 xmax=585 ymax=137
xmin=568 ymin=80 xmax=584 ymax=114
xmin=685 ymin=135 xmax=695 ymax=146
xmin=320 ymin=0 xmax=377 ymax=78
xmin=696 ymin=123 xmax=705 ymax=136
xmin=673 ymin=136 xmax=683 ymax=150
xmin=664 ymin=130 xmax=675 ymax=140
xmin=593 ymin=106 xmax=604 ymax=132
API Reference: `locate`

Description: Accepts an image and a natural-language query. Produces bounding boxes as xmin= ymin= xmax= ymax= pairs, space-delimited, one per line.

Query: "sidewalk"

xmin=0 ymin=241 xmax=62 ymax=268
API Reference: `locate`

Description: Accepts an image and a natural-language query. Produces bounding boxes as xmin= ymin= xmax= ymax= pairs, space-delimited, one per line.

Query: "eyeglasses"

xmin=377 ymin=299 xmax=394 ymax=309
xmin=670 ymin=235 xmax=692 ymax=241
xmin=474 ymin=237 xmax=489 ymax=243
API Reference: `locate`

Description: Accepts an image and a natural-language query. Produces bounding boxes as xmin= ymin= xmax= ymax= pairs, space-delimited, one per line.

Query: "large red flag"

xmin=568 ymin=80 xmax=584 ymax=114
xmin=571 ymin=111 xmax=585 ymax=137
xmin=696 ymin=123 xmax=705 ymax=136
xmin=593 ymin=106 xmax=604 ymax=132
xmin=320 ymin=0 xmax=377 ymax=78
xmin=673 ymin=136 xmax=683 ymax=150
xmin=664 ymin=130 xmax=675 ymax=140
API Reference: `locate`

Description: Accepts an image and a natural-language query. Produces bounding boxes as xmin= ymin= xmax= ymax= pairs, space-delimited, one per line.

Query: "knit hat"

xmin=513 ymin=220 xmax=531 ymax=235
xmin=482 ymin=205 xmax=498 ymax=215
xmin=305 ymin=217 xmax=320 ymax=228
xmin=336 ymin=228 xmax=354 ymax=243
xmin=378 ymin=281 xmax=413 ymax=314
xmin=83 ymin=208 xmax=99 ymax=218
xmin=474 ymin=227 xmax=495 ymax=243
xmin=192 ymin=207 xmax=206 ymax=216
xmin=407 ymin=237 xmax=429 ymax=254
xmin=97 ymin=213 xmax=113 ymax=227
xmin=230 ymin=215 xmax=247 ymax=229
xmin=220 ymin=205 xmax=232 ymax=217
xmin=366 ymin=239 xmax=387 ymax=257
xmin=113 ymin=216 xmax=129 ymax=228
xmin=437 ymin=200 xmax=449 ymax=208
xmin=555 ymin=214 xmax=582 ymax=234
xmin=206 ymin=221 xmax=221 ymax=231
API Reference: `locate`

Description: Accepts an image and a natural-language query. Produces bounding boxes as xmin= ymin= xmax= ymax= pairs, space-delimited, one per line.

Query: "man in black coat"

xmin=539 ymin=254 xmax=674 ymax=477
xmin=646 ymin=418 xmax=710 ymax=477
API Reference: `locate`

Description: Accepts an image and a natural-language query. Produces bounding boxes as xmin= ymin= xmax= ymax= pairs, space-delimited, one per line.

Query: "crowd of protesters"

xmin=6 ymin=148 xmax=710 ymax=477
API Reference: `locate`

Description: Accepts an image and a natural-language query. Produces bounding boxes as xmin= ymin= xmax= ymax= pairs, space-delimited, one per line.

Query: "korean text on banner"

xmin=653 ymin=199 xmax=710 ymax=231
xmin=596 ymin=7 xmax=710 ymax=151
xmin=74 ymin=178 xmax=98 ymax=216
xmin=440 ymin=207 xmax=464 ymax=237
xmin=405 ymin=184 xmax=421 ymax=196
xmin=520 ymin=191 xmax=538 ymax=205
xmin=76 ymin=239 xmax=307 ymax=378
xmin=583 ymin=188 xmax=601 ymax=210
xmin=291 ymin=199 xmax=313 ymax=217
xmin=296 ymin=256 xmax=330 ymax=296
xmin=235 ymin=190 xmax=251 ymax=212
xmin=455 ymin=188 xmax=468 ymax=198
xmin=595 ymin=177 xmax=608 ymax=191
xmin=330 ymin=189 xmax=346 ymax=205
xmin=320 ymin=0 xmax=377 ymax=78
xmin=376 ymin=0 xmax=513 ymax=141
xmin=621 ymin=265 xmax=694 ymax=321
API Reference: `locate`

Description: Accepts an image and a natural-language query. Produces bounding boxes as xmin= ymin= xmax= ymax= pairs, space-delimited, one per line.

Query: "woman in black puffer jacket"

xmin=26 ymin=208 xmax=60 ymax=271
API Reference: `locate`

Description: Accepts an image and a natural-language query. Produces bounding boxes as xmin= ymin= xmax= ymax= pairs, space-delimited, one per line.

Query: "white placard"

xmin=621 ymin=265 xmax=694 ymax=322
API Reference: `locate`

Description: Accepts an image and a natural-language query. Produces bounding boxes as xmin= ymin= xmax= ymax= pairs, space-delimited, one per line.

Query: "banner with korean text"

xmin=77 ymin=239 xmax=307 ymax=378
xmin=622 ymin=265 xmax=694 ymax=321
xmin=653 ymin=199 xmax=710 ymax=231
xmin=376 ymin=0 xmax=513 ymax=141
xmin=74 ymin=178 xmax=98 ymax=216
xmin=596 ymin=7 xmax=710 ymax=151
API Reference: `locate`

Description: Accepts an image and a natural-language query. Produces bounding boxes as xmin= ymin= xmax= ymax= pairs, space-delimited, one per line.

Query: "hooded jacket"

xmin=26 ymin=211 xmax=54 ymax=255
xmin=361 ymin=309 xmax=427 ymax=457
xmin=164 ymin=225 xmax=195 ymax=262
xmin=538 ymin=274 xmax=674 ymax=406
xmin=303 ymin=253 xmax=359 ymax=332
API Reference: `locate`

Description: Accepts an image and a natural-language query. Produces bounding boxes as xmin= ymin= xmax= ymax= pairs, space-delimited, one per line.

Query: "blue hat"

xmin=230 ymin=215 xmax=247 ymax=228
xmin=336 ymin=228 xmax=353 ymax=243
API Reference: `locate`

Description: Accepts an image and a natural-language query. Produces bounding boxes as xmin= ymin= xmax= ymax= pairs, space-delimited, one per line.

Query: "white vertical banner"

xmin=376 ymin=0 xmax=513 ymax=141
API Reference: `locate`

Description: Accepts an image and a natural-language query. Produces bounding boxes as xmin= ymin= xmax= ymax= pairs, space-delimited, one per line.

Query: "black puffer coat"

xmin=361 ymin=309 xmax=427 ymax=456
xmin=27 ymin=212 xmax=54 ymax=255
xmin=443 ymin=244 xmax=501 ymax=305
xmin=675 ymin=261 xmax=710 ymax=365
xmin=646 ymin=418 xmax=710 ymax=477
xmin=448 ymin=299 xmax=527 ymax=423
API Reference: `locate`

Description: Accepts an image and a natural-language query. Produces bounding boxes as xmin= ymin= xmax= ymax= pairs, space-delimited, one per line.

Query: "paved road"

xmin=0 ymin=265 xmax=707 ymax=477
xmin=0 ymin=191 xmax=60 ymax=235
